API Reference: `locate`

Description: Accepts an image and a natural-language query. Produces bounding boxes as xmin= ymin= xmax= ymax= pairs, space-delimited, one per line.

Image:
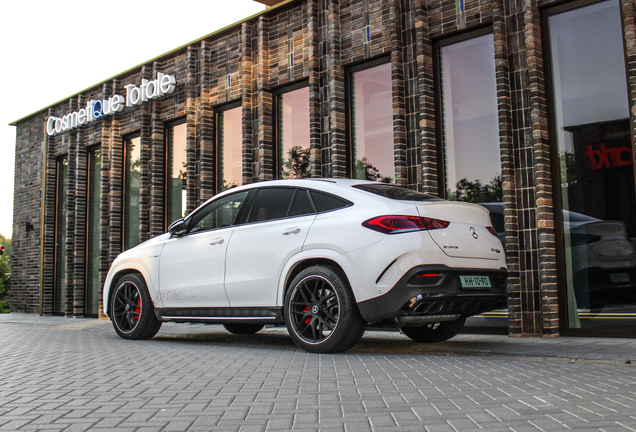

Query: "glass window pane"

xmin=441 ymin=33 xmax=502 ymax=203
xmin=247 ymin=188 xmax=295 ymax=222
xmin=310 ymin=190 xmax=350 ymax=213
xmin=54 ymin=157 xmax=68 ymax=315
xmin=124 ymin=136 xmax=141 ymax=250
xmin=219 ymin=107 xmax=242 ymax=191
xmin=166 ymin=122 xmax=187 ymax=224
xmin=548 ymin=0 xmax=636 ymax=329
xmin=189 ymin=190 xmax=249 ymax=233
xmin=85 ymin=147 xmax=101 ymax=316
xmin=352 ymin=62 xmax=394 ymax=183
xmin=279 ymin=87 xmax=310 ymax=179
xmin=289 ymin=190 xmax=316 ymax=217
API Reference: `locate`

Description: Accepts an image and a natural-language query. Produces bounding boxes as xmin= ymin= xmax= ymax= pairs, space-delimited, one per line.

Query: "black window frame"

xmin=214 ymin=100 xmax=242 ymax=194
xmin=164 ymin=117 xmax=187 ymax=231
xmin=432 ymin=26 xmax=495 ymax=199
xmin=344 ymin=55 xmax=392 ymax=180
xmin=273 ymin=80 xmax=310 ymax=179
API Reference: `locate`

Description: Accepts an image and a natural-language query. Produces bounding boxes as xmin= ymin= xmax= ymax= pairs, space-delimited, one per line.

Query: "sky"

xmin=0 ymin=0 xmax=267 ymax=239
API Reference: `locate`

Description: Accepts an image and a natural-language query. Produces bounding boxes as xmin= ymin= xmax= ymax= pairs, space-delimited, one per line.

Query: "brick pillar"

xmin=240 ymin=23 xmax=254 ymax=186
xmin=257 ymin=15 xmax=274 ymax=181
xmin=390 ymin=0 xmax=407 ymax=187
xmin=414 ymin=0 xmax=437 ymax=194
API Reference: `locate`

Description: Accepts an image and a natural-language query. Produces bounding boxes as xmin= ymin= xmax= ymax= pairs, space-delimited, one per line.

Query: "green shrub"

xmin=0 ymin=235 xmax=11 ymax=313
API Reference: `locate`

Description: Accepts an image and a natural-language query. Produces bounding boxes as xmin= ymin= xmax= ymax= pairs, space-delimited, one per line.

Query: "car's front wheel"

xmin=401 ymin=316 xmax=466 ymax=343
xmin=111 ymin=273 xmax=162 ymax=340
xmin=285 ymin=265 xmax=366 ymax=353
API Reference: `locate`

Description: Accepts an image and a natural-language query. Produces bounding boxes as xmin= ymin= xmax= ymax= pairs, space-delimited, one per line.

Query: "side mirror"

xmin=168 ymin=219 xmax=187 ymax=237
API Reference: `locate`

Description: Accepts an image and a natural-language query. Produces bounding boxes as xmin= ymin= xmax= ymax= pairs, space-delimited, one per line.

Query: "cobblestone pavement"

xmin=1 ymin=318 xmax=636 ymax=431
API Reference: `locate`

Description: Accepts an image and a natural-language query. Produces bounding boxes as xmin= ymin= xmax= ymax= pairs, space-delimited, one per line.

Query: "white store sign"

xmin=46 ymin=73 xmax=176 ymax=136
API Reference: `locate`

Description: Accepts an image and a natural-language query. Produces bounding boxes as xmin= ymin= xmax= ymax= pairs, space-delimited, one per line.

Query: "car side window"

xmin=247 ymin=188 xmax=295 ymax=223
xmin=309 ymin=190 xmax=350 ymax=213
xmin=188 ymin=190 xmax=249 ymax=234
xmin=289 ymin=189 xmax=316 ymax=217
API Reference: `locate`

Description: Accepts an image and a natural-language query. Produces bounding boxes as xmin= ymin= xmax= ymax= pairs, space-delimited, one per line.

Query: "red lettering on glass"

xmin=585 ymin=143 xmax=634 ymax=170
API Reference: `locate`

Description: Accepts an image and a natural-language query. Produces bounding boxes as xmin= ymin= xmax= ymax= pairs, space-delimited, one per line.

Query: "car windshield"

xmin=353 ymin=184 xmax=443 ymax=202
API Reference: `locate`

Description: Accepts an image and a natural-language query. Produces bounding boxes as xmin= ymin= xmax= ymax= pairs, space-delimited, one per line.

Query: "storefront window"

xmin=351 ymin=61 xmax=394 ymax=183
xmin=217 ymin=105 xmax=242 ymax=191
xmin=438 ymin=32 xmax=505 ymax=331
xmin=54 ymin=157 xmax=68 ymax=315
xmin=439 ymin=32 xmax=501 ymax=203
xmin=85 ymin=147 xmax=101 ymax=316
xmin=123 ymin=135 xmax=141 ymax=250
xmin=166 ymin=121 xmax=187 ymax=225
xmin=277 ymin=86 xmax=310 ymax=179
xmin=546 ymin=0 xmax=636 ymax=330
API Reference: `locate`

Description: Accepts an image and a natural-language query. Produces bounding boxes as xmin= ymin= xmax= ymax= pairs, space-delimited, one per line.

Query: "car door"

xmin=158 ymin=190 xmax=250 ymax=308
xmin=224 ymin=188 xmax=317 ymax=307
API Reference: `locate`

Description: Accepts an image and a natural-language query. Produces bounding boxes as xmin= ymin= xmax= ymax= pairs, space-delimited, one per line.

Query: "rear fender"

xmin=277 ymin=249 xmax=358 ymax=307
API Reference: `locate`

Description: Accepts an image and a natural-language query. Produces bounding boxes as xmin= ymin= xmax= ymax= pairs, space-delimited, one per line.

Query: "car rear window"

xmin=309 ymin=190 xmax=351 ymax=212
xmin=353 ymin=184 xmax=443 ymax=201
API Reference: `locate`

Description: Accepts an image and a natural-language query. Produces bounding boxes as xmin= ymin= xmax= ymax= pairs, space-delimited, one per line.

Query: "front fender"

xmin=102 ymin=257 xmax=161 ymax=318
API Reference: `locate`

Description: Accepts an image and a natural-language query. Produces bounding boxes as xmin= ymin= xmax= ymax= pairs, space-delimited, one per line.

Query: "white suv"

xmin=104 ymin=179 xmax=507 ymax=353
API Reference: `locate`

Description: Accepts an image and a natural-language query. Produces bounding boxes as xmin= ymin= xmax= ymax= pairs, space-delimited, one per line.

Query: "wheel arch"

xmin=104 ymin=266 xmax=151 ymax=318
xmin=278 ymin=253 xmax=358 ymax=307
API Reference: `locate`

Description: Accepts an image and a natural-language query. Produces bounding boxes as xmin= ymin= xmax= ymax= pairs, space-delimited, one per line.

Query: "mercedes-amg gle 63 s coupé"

xmin=104 ymin=179 xmax=507 ymax=353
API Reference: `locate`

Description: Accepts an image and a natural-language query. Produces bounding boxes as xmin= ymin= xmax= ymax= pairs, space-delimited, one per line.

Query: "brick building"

xmin=10 ymin=0 xmax=636 ymax=337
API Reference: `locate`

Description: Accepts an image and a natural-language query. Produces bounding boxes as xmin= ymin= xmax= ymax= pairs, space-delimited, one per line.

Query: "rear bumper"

xmin=357 ymin=265 xmax=508 ymax=323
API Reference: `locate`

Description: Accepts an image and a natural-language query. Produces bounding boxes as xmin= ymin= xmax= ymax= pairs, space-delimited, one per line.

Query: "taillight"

xmin=362 ymin=215 xmax=450 ymax=234
xmin=486 ymin=226 xmax=498 ymax=237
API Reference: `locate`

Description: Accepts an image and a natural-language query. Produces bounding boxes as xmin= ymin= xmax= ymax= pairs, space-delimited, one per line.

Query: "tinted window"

xmin=310 ymin=190 xmax=350 ymax=212
xmin=247 ymin=188 xmax=295 ymax=222
xmin=289 ymin=189 xmax=316 ymax=217
xmin=489 ymin=211 xmax=504 ymax=234
xmin=353 ymin=184 xmax=443 ymax=201
xmin=188 ymin=191 xmax=249 ymax=233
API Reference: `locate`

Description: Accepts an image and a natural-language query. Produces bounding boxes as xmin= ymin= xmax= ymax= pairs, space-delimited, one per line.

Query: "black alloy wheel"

xmin=285 ymin=265 xmax=366 ymax=353
xmin=111 ymin=273 xmax=162 ymax=340
xmin=401 ymin=316 xmax=466 ymax=343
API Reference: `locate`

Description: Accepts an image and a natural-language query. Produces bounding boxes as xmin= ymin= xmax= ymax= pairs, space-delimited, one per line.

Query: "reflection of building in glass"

xmin=9 ymin=0 xmax=636 ymax=338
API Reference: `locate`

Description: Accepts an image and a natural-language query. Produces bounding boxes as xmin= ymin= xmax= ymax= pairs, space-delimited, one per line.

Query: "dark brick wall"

xmin=11 ymin=0 xmax=636 ymax=337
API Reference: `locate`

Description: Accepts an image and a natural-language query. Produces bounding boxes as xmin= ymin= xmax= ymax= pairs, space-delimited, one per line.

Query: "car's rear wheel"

xmin=111 ymin=273 xmax=162 ymax=340
xmin=285 ymin=265 xmax=366 ymax=353
xmin=223 ymin=324 xmax=264 ymax=335
xmin=401 ymin=316 xmax=466 ymax=343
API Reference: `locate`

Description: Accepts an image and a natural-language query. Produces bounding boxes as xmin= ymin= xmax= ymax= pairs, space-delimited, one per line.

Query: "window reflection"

xmin=440 ymin=33 xmax=501 ymax=203
xmin=218 ymin=107 xmax=242 ymax=191
xmin=351 ymin=62 xmax=394 ymax=183
xmin=279 ymin=87 xmax=310 ymax=179
xmin=166 ymin=122 xmax=187 ymax=224
xmin=124 ymin=136 xmax=141 ymax=250
xmin=86 ymin=147 xmax=101 ymax=316
xmin=54 ymin=157 xmax=68 ymax=315
xmin=547 ymin=0 xmax=636 ymax=329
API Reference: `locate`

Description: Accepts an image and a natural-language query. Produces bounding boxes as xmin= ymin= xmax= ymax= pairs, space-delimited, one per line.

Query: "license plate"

xmin=609 ymin=273 xmax=630 ymax=284
xmin=460 ymin=275 xmax=491 ymax=289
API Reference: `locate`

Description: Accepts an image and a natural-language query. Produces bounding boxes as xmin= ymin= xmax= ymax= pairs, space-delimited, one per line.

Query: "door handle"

xmin=282 ymin=228 xmax=301 ymax=235
xmin=209 ymin=238 xmax=225 ymax=245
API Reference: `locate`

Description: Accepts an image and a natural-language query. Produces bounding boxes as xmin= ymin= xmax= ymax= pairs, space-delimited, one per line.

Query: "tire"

xmin=110 ymin=273 xmax=162 ymax=340
xmin=223 ymin=323 xmax=264 ymax=335
xmin=401 ymin=316 xmax=466 ymax=343
xmin=285 ymin=265 xmax=366 ymax=353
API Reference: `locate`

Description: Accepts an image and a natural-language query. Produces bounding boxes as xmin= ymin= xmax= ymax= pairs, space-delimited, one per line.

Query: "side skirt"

xmin=155 ymin=307 xmax=285 ymax=325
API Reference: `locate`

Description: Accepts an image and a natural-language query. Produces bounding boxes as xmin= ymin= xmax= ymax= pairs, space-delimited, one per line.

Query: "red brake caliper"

xmin=134 ymin=298 xmax=141 ymax=322
xmin=303 ymin=306 xmax=311 ymax=324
